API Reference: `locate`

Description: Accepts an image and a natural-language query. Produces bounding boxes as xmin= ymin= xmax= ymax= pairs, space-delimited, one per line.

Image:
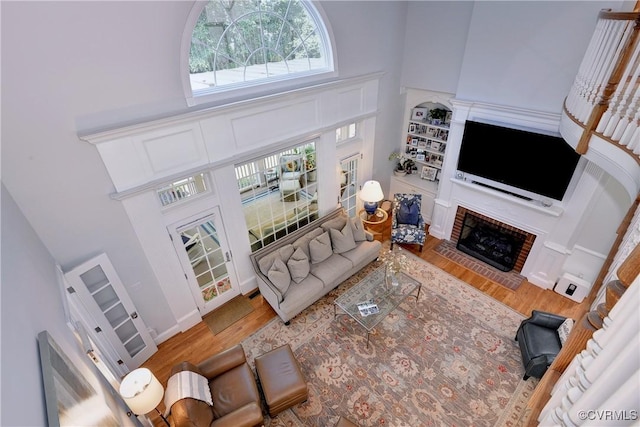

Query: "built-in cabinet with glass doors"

xmin=64 ymin=253 xmax=157 ymax=370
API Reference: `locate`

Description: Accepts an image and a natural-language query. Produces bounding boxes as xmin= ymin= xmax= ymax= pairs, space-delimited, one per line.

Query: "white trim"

xmin=81 ymin=73 xmax=381 ymax=143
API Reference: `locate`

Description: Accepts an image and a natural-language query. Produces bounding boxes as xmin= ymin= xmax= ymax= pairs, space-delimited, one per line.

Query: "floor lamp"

xmin=119 ymin=367 xmax=170 ymax=426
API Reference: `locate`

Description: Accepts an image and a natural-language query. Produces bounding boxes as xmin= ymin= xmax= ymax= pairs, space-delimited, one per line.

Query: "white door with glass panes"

xmin=169 ymin=207 xmax=240 ymax=316
xmin=63 ymin=253 xmax=158 ymax=370
xmin=340 ymin=155 xmax=360 ymax=217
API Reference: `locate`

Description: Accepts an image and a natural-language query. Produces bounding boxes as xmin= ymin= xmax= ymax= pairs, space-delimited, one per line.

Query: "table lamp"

xmin=360 ymin=180 xmax=384 ymax=215
xmin=119 ymin=367 xmax=169 ymax=425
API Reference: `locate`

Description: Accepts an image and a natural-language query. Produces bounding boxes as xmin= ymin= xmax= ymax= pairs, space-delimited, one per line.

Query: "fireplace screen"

xmin=456 ymin=212 xmax=526 ymax=272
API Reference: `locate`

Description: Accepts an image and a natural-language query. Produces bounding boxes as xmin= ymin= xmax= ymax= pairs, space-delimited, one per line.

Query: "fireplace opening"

xmin=456 ymin=212 xmax=527 ymax=272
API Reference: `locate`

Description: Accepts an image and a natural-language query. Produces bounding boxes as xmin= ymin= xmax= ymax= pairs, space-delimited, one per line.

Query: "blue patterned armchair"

xmin=391 ymin=193 xmax=426 ymax=252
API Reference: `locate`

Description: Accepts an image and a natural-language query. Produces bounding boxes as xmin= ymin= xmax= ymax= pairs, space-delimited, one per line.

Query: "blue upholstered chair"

xmin=391 ymin=193 xmax=426 ymax=252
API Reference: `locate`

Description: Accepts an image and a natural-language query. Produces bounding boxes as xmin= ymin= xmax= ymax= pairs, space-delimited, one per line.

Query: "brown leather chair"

xmin=168 ymin=344 xmax=263 ymax=427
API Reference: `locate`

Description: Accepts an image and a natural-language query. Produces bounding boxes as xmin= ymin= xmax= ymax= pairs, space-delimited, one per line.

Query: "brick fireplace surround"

xmin=451 ymin=207 xmax=536 ymax=274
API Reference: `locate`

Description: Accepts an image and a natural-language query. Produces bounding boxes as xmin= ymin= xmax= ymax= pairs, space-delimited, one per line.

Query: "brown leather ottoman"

xmin=254 ymin=344 xmax=308 ymax=417
xmin=335 ymin=416 xmax=359 ymax=426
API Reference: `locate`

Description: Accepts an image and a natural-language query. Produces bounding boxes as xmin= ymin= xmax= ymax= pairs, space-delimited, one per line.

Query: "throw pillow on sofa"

xmin=397 ymin=199 xmax=419 ymax=226
xmin=258 ymin=244 xmax=295 ymax=276
xmin=321 ymin=216 xmax=348 ymax=233
xmin=267 ymin=257 xmax=291 ymax=295
xmin=293 ymin=228 xmax=324 ymax=259
xmin=330 ymin=221 xmax=356 ymax=254
xmin=287 ymin=248 xmax=310 ymax=283
xmin=350 ymin=216 xmax=367 ymax=242
xmin=309 ymin=231 xmax=332 ymax=264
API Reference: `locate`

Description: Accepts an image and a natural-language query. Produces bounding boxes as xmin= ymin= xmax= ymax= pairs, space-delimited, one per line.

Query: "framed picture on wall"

xmin=421 ymin=166 xmax=438 ymax=181
xmin=37 ymin=330 xmax=139 ymax=427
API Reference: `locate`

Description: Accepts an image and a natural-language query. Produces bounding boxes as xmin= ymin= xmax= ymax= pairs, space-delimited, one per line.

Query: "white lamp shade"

xmin=119 ymin=368 xmax=164 ymax=415
xmin=359 ymin=180 xmax=384 ymax=202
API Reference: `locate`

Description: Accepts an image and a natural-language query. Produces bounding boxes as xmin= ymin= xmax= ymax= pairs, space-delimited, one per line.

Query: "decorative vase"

xmin=394 ymin=170 xmax=406 ymax=177
xmin=386 ymin=266 xmax=400 ymax=290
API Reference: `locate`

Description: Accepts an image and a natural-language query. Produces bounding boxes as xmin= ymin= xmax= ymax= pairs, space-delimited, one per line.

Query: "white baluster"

xmin=580 ymin=371 xmax=640 ymax=426
xmin=611 ymin=60 xmax=640 ymax=141
xmin=567 ymin=17 xmax=608 ymax=116
xmin=598 ymin=21 xmax=640 ymax=136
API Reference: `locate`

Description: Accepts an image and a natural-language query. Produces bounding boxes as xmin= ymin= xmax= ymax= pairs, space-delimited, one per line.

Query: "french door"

xmin=169 ymin=207 xmax=240 ymax=316
xmin=340 ymin=154 xmax=361 ymax=217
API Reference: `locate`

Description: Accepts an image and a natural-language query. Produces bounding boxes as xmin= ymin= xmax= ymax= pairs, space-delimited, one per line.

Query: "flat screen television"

xmin=457 ymin=120 xmax=581 ymax=201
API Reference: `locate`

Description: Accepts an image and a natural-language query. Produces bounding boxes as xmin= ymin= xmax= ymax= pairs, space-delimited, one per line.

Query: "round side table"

xmin=358 ymin=208 xmax=389 ymax=239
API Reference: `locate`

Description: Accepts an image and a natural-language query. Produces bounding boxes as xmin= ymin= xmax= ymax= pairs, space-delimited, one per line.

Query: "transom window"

xmin=336 ymin=122 xmax=357 ymax=143
xmin=188 ymin=0 xmax=333 ymax=98
xmin=157 ymin=173 xmax=208 ymax=207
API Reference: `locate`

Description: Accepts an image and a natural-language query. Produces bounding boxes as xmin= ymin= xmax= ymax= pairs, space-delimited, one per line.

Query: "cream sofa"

xmin=249 ymin=208 xmax=382 ymax=324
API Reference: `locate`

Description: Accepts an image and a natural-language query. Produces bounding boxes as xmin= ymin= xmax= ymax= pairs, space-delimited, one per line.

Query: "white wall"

xmin=402 ymin=1 xmax=473 ymax=93
xmin=1 ymin=185 xmax=85 ymax=425
xmin=455 ymin=1 xmax=629 ymax=113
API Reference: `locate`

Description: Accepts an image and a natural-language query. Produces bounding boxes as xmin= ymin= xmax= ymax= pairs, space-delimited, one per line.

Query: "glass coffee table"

xmin=334 ymin=266 xmax=421 ymax=348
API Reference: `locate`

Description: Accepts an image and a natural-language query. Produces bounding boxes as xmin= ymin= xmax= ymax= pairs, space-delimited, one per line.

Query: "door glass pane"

xmin=92 ymin=285 xmax=119 ymax=312
xmin=340 ymin=156 xmax=359 ymax=217
xmin=124 ymin=335 xmax=145 ymax=357
xmin=79 ymin=265 xmax=109 ymax=293
xmin=180 ymin=219 xmax=230 ymax=302
xmin=104 ymin=303 xmax=128 ymax=328
xmin=114 ymin=320 xmax=137 ymax=343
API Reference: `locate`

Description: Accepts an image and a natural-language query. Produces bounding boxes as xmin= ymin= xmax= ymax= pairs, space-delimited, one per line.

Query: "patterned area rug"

xmin=434 ymin=240 xmax=526 ymax=291
xmin=242 ymin=246 xmax=537 ymax=426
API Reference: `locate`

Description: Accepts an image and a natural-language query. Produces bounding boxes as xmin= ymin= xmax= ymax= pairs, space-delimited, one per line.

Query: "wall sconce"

xmin=359 ymin=180 xmax=384 ymax=215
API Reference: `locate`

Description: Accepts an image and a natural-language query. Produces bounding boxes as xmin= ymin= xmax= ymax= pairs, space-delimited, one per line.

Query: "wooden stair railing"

xmin=523 ymin=242 xmax=640 ymax=426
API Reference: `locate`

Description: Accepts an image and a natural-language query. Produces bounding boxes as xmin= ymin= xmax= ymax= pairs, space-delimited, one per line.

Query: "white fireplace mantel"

xmin=431 ymin=99 xmax=608 ymax=289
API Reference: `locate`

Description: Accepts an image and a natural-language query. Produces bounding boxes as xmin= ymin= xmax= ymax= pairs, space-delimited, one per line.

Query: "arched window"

xmin=184 ymin=0 xmax=334 ymax=104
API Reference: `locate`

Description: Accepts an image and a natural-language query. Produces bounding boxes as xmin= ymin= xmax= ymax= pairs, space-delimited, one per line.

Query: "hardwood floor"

xmin=141 ymin=230 xmax=589 ymax=426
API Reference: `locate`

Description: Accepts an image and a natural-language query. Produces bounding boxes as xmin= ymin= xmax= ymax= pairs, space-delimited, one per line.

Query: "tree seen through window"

xmin=189 ymin=0 xmax=331 ymax=94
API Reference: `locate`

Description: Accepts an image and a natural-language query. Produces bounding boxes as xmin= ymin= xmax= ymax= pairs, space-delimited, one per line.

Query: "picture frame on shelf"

xmin=430 ymin=141 xmax=441 ymax=151
xmin=421 ymin=166 xmax=438 ymax=181
xmin=445 ymin=111 xmax=452 ymax=125
xmin=408 ymin=123 xmax=416 ymax=133
xmin=417 ymin=139 xmax=427 ymax=148
xmin=416 ymin=153 xmax=426 ymax=161
xmin=411 ymin=138 xmax=418 ymax=146
xmin=411 ymin=108 xmax=428 ymax=121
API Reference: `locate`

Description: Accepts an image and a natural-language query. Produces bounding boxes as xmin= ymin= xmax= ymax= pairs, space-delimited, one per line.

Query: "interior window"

xmin=188 ymin=0 xmax=333 ymax=97
xmin=336 ymin=122 xmax=357 ymax=143
xmin=157 ymin=173 xmax=208 ymax=207
xmin=238 ymin=141 xmax=318 ymax=251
